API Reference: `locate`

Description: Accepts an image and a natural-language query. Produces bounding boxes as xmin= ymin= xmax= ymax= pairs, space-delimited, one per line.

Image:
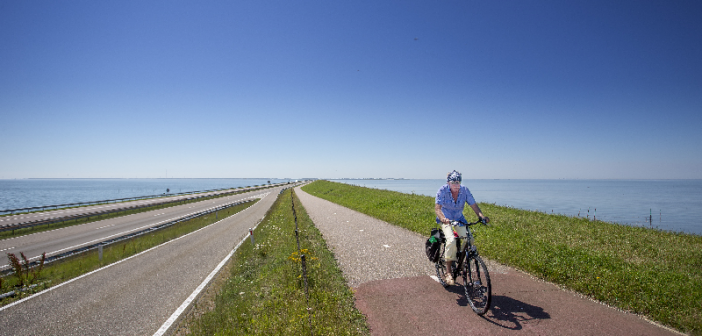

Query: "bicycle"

xmin=434 ymin=218 xmax=492 ymax=315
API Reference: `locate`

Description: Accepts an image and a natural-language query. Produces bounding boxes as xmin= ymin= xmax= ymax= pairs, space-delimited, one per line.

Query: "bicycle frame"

xmin=434 ymin=218 xmax=492 ymax=315
xmin=448 ymin=221 xmax=479 ymax=280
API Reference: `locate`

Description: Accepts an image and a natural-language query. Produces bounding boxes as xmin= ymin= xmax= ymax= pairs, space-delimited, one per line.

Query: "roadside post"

xmin=98 ymin=244 xmax=103 ymax=262
xmin=249 ymin=228 xmax=254 ymax=246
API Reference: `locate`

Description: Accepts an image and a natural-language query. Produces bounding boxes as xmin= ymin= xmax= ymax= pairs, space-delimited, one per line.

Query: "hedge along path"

xmin=296 ymin=184 xmax=683 ymax=336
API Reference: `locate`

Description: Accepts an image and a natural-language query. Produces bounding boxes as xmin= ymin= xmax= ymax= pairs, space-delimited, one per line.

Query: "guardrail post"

xmin=99 ymin=244 xmax=103 ymax=262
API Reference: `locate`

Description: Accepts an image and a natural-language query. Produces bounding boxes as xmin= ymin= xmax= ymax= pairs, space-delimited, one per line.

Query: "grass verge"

xmin=178 ymin=188 xmax=369 ymax=336
xmin=0 ymin=200 xmax=257 ymax=307
xmin=0 ymin=185 xmax=274 ymax=240
xmin=302 ymin=180 xmax=702 ymax=335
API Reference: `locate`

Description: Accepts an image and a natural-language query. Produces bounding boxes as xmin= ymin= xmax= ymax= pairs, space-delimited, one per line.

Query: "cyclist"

xmin=435 ymin=170 xmax=490 ymax=285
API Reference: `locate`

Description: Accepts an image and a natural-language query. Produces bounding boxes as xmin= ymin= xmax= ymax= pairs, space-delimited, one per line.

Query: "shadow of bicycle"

xmin=444 ymin=284 xmax=549 ymax=330
xmin=482 ymin=295 xmax=551 ymax=330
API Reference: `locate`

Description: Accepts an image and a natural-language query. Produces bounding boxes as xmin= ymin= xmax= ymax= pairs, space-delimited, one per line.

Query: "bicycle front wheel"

xmin=461 ymin=254 xmax=491 ymax=315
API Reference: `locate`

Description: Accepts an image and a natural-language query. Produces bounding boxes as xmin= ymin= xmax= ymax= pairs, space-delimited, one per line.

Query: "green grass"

xmin=302 ymin=180 xmax=702 ymax=335
xmin=0 ymin=185 xmax=275 ymax=240
xmin=184 ymin=188 xmax=369 ymax=336
xmin=0 ymin=200 xmax=257 ymax=307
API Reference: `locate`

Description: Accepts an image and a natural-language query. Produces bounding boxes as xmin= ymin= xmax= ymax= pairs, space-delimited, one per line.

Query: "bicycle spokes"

xmin=462 ymin=255 xmax=492 ymax=315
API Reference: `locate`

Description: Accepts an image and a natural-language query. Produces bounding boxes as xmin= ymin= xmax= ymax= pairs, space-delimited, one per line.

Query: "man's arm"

xmin=469 ymin=203 xmax=490 ymax=223
xmin=435 ymin=203 xmax=449 ymax=224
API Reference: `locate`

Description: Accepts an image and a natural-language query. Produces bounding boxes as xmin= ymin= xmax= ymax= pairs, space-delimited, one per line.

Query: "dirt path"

xmin=295 ymin=187 xmax=681 ymax=336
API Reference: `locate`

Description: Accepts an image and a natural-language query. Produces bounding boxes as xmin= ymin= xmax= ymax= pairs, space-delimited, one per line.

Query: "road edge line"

xmin=0 ymin=197 xmax=262 ymax=313
xmin=153 ymin=194 xmax=270 ymax=336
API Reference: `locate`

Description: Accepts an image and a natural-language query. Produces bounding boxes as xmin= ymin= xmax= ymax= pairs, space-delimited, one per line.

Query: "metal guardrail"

xmin=0 ymin=184 xmax=285 ymax=233
xmin=0 ymin=198 xmax=257 ymax=277
xmin=0 ymin=183 xmax=288 ymax=215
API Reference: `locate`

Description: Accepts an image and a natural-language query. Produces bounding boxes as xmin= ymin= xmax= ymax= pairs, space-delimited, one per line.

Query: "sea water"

xmin=330 ymin=179 xmax=702 ymax=236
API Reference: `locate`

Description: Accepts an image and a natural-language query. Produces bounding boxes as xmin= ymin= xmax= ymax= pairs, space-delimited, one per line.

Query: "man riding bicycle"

xmin=435 ymin=170 xmax=490 ymax=285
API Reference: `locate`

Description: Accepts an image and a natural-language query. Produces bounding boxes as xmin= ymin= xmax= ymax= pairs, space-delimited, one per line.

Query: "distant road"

xmin=0 ymin=187 xmax=272 ymax=271
xmin=0 ymin=185 xmax=284 ymax=335
xmin=0 ymin=184 xmax=285 ymax=229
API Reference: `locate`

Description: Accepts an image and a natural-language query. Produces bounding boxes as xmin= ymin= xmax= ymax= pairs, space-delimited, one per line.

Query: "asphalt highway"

xmin=0 ymin=186 xmax=277 ymax=271
xmin=0 ymin=185 xmax=285 ymax=335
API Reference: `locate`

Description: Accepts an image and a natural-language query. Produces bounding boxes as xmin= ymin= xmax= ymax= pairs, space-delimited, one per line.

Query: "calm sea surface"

xmin=0 ymin=178 xmax=293 ymax=210
xmin=330 ymin=179 xmax=702 ymax=236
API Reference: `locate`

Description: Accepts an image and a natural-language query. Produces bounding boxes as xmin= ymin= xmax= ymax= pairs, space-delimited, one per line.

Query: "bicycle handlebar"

xmin=449 ymin=218 xmax=486 ymax=227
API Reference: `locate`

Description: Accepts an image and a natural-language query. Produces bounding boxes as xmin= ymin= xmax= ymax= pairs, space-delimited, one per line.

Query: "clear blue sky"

xmin=1 ymin=1 xmax=700 ymax=179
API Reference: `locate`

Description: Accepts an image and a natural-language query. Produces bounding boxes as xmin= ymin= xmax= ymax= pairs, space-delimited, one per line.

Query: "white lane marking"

xmin=0 ymin=197 xmax=260 ymax=267
xmin=0 ymin=247 xmax=14 ymax=252
xmin=154 ymin=191 xmax=270 ymax=336
xmin=154 ymin=245 xmax=236 ymax=335
xmin=383 ymin=245 xmax=390 ymax=248
xmin=0 ymin=218 xmax=174 ymax=268
xmin=0 ymin=190 xmax=260 ymax=244
xmin=430 ymin=275 xmax=441 ymax=283
xmin=95 ymin=224 xmax=115 ymax=230
xmin=0 ymin=190 xmax=271 ymax=313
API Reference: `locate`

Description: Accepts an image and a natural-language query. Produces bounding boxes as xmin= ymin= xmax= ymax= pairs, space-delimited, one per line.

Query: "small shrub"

xmin=7 ymin=253 xmax=26 ymax=288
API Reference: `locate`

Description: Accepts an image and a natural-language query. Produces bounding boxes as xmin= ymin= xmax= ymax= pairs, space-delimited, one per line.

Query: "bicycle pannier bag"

xmin=425 ymin=228 xmax=444 ymax=262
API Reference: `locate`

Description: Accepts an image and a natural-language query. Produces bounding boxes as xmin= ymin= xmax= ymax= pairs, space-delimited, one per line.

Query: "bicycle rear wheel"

xmin=461 ymin=254 xmax=491 ymax=315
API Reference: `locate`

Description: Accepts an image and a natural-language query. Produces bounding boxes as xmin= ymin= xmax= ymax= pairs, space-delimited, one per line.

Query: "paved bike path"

xmin=295 ymin=187 xmax=681 ymax=336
